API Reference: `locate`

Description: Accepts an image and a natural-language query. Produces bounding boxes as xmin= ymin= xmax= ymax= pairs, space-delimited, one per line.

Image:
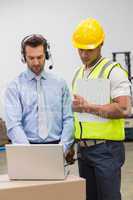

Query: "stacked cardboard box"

xmin=0 ymin=174 xmax=86 ymax=200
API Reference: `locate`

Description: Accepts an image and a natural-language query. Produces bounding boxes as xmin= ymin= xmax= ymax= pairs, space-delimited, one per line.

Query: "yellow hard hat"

xmin=72 ymin=17 xmax=105 ymax=49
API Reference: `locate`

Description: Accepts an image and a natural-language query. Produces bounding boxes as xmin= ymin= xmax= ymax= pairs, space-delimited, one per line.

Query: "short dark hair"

xmin=21 ymin=34 xmax=49 ymax=62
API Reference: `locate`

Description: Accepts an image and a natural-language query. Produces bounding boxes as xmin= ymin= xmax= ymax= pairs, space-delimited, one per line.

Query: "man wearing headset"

xmin=5 ymin=34 xmax=74 ymax=160
xmin=71 ymin=18 xmax=131 ymax=200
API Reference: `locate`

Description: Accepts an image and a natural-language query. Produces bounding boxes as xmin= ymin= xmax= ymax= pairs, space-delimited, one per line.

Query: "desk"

xmin=0 ymin=174 xmax=85 ymax=200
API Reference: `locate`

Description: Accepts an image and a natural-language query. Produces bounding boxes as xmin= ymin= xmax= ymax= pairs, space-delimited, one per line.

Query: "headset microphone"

xmin=49 ymin=65 xmax=53 ymax=70
xmin=48 ymin=47 xmax=54 ymax=70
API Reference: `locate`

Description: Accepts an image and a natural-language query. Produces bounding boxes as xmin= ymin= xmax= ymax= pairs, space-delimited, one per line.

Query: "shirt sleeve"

xmin=4 ymin=82 xmax=29 ymax=144
xmin=109 ymin=66 xmax=131 ymax=99
xmin=59 ymin=80 xmax=74 ymax=153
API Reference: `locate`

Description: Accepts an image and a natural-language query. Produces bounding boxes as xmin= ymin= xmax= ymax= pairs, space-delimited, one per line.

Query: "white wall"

xmin=0 ymin=0 xmax=133 ymax=117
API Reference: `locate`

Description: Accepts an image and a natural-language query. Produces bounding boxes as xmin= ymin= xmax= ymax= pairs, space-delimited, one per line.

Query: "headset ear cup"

xmin=21 ymin=57 xmax=26 ymax=63
xmin=21 ymin=51 xmax=26 ymax=63
xmin=45 ymin=50 xmax=50 ymax=60
xmin=21 ymin=49 xmax=26 ymax=63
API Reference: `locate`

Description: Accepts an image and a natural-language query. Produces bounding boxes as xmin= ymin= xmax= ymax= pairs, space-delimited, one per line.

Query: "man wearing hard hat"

xmin=71 ymin=18 xmax=131 ymax=200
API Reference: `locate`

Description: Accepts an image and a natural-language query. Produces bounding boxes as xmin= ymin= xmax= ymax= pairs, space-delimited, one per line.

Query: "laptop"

xmin=6 ymin=144 xmax=68 ymax=180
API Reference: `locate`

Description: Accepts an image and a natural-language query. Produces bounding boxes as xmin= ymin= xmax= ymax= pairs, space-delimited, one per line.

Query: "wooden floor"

xmin=0 ymin=142 xmax=133 ymax=200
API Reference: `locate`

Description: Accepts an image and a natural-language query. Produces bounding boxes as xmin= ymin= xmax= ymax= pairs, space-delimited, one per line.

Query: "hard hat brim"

xmin=72 ymin=39 xmax=104 ymax=50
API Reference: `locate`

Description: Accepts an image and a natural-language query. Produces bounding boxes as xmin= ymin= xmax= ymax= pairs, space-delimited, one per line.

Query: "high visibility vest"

xmin=72 ymin=58 xmax=128 ymax=141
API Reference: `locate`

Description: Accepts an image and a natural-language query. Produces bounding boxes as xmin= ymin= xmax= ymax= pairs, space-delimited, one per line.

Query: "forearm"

xmin=5 ymin=85 xmax=29 ymax=143
xmin=61 ymin=83 xmax=74 ymax=152
xmin=73 ymin=95 xmax=131 ymax=119
xmin=7 ymin=126 xmax=29 ymax=144
xmin=85 ymin=100 xmax=131 ymax=119
xmin=60 ymin=118 xmax=74 ymax=153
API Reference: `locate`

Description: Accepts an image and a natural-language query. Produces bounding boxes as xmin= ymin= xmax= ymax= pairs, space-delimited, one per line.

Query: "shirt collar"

xmin=27 ymin=69 xmax=47 ymax=81
xmin=84 ymin=57 xmax=104 ymax=72
xmin=83 ymin=57 xmax=104 ymax=79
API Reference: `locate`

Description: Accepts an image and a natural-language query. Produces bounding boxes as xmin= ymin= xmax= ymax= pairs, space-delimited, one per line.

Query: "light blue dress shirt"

xmin=5 ymin=69 xmax=74 ymax=152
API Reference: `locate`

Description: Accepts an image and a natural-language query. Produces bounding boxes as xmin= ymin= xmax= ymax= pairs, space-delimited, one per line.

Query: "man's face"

xmin=25 ymin=45 xmax=45 ymax=75
xmin=78 ymin=45 xmax=102 ymax=68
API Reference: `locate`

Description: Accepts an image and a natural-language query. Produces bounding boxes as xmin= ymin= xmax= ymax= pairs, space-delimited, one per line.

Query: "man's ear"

xmin=100 ymin=42 xmax=104 ymax=47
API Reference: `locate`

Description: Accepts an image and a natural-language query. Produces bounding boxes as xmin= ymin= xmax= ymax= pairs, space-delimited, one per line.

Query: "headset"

xmin=21 ymin=34 xmax=53 ymax=69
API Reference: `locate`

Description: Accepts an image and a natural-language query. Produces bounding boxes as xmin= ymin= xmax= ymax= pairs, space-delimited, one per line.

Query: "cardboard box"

xmin=0 ymin=174 xmax=86 ymax=200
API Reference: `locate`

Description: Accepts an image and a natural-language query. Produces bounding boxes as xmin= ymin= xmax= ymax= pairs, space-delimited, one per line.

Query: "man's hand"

xmin=65 ymin=146 xmax=75 ymax=164
xmin=72 ymin=94 xmax=89 ymax=113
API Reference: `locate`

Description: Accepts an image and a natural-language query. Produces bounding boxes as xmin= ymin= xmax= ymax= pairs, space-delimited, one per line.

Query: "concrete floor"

xmin=69 ymin=142 xmax=133 ymax=200
xmin=0 ymin=142 xmax=133 ymax=200
xmin=121 ymin=142 xmax=133 ymax=200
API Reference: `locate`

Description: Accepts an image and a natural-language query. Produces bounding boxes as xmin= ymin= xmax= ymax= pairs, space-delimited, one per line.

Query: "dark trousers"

xmin=78 ymin=141 xmax=125 ymax=200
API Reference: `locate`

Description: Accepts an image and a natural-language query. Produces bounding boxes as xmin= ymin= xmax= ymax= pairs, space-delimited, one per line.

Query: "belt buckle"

xmin=96 ymin=140 xmax=105 ymax=144
xmin=79 ymin=140 xmax=95 ymax=147
xmin=86 ymin=140 xmax=95 ymax=146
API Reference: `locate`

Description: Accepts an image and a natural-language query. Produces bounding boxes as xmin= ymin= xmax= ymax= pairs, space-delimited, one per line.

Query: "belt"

xmin=78 ymin=140 xmax=106 ymax=147
xmin=29 ymin=140 xmax=60 ymax=144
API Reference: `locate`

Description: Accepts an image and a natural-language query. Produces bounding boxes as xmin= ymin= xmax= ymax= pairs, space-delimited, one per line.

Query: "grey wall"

xmin=0 ymin=0 xmax=133 ymax=117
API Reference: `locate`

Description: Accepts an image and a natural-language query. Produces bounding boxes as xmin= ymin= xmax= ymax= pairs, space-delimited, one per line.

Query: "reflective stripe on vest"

xmin=72 ymin=58 xmax=128 ymax=141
